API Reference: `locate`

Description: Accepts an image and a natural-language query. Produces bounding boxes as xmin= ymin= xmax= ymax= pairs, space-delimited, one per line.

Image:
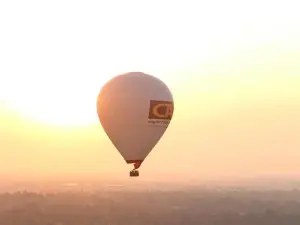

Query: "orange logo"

xmin=148 ymin=100 xmax=173 ymax=120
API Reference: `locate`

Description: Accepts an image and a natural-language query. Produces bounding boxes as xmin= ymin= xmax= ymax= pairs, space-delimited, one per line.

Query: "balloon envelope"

xmin=97 ymin=72 xmax=174 ymax=169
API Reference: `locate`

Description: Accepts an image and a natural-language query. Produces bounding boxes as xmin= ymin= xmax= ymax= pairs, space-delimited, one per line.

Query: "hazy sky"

xmin=0 ymin=0 xmax=299 ymax=181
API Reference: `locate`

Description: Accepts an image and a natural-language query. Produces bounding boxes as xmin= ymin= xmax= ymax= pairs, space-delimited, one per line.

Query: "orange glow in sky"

xmin=0 ymin=0 xmax=299 ymax=181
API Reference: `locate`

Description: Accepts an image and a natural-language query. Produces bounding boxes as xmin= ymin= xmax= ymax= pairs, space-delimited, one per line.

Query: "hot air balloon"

xmin=97 ymin=72 xmax=174 ymax=177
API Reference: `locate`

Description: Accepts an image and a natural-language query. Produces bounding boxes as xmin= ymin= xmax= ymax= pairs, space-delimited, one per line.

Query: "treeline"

xmin=0 ymin=189 xmax=300 ymax=224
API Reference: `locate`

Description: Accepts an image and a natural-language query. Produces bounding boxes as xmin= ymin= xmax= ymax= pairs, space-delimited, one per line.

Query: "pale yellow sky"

xmin=0 ymin=0 xmax=299 ymax=181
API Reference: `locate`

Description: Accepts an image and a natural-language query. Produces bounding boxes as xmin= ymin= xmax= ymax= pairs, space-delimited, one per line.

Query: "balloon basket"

xmin=129 ymin=170 xmax=139 ymax=177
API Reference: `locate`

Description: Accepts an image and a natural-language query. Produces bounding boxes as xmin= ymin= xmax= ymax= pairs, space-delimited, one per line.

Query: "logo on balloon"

xmin=148 ymin=100 xmax=173 ymax=126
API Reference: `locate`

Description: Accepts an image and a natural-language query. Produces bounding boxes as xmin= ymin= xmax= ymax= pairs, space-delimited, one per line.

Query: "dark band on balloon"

xmin=126 ymin=159 xmax=143 ymax=169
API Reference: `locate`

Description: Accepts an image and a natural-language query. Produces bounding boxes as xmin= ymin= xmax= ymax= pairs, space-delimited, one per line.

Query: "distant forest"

xmin=0 ymin=188 xmax=300 ymax=224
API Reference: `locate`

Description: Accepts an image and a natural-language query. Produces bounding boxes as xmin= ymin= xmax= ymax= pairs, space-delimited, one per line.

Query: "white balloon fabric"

xmin=97 ymin=72 xmax=174 ymax=170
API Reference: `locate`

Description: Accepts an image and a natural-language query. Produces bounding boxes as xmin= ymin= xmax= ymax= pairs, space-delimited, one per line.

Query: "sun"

xmin=3 ymin=74 xmax=115 ymax=127
xmin=7 ymin=88 xmax=94 ymax=127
